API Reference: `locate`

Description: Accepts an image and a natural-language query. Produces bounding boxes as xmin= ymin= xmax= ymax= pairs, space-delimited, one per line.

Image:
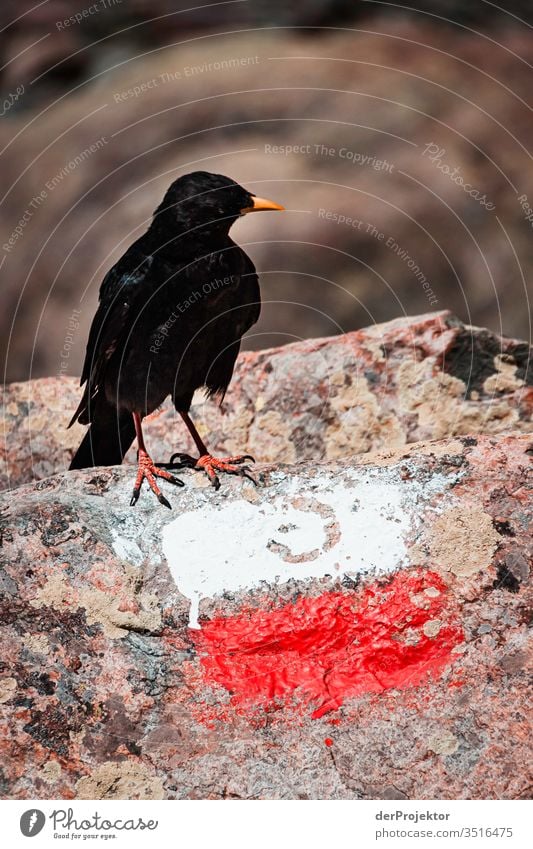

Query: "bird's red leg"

xmin=130 ymin=412 xmax=184 ymax=508
xmin=169 ymin=411 xmax=256 ymax=490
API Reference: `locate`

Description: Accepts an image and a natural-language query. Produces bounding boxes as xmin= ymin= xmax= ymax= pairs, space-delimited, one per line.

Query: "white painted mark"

xmin=162 ymin=469 xmax=454 ymax=627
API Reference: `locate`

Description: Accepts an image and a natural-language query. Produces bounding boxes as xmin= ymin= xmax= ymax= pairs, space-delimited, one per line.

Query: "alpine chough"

xmin=69 ymin=171 xmax=284 ymax=506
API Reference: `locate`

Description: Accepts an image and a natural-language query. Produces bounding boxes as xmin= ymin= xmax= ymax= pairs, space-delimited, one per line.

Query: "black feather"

xmin=69 ymin=172 xmax=261 ymax=469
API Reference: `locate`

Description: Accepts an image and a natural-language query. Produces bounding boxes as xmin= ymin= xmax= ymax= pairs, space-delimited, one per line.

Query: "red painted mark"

xmin=192 ymin=570 xmax=463 ymax=720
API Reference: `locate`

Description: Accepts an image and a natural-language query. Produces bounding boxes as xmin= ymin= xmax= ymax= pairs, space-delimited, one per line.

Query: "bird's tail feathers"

xmin=69 ymin=399 xmax=135 ymax=470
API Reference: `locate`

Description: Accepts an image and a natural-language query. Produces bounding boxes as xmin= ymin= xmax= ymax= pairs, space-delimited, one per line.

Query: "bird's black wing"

xmin=204 ymin=246 xmax=260 ymax=400
xmin=69 ymin=247 xmax=153 ymax=426
xmin=237 ymin=247 xmax=261 ymax=329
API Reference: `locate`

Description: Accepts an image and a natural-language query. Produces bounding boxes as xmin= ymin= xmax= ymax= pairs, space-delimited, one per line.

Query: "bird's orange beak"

xmin=241 ymin=195 xmax=285 ymax=214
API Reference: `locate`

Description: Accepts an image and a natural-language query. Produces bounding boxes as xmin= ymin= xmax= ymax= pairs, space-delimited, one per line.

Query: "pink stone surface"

xmin=2 ymin=312 xmax=531 ymax=492
xmin=0 ymin=432 xmax=530 ymax=799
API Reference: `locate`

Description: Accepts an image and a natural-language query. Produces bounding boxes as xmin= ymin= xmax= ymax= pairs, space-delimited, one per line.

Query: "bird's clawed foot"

xmin=130 ymin=449 xmax=184 ymax=508
xmin=168 ymin=452 xmax=257 ymax=490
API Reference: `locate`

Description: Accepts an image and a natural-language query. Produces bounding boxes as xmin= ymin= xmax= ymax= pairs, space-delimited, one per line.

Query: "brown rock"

xmin=2 ymin=312 xmax=531 ymax=492
xmin=0 ymin=431 xmax=530 ymax=799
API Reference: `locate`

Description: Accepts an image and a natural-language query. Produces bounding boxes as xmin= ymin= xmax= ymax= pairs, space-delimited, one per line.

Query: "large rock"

xmin=0 ymin=432 xmax=530 ymax=799
xmin=2 ymin=312 xmax=531 ymax=492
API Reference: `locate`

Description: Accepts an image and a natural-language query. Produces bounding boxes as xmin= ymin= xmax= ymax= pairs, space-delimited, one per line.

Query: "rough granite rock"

xmin=1 ymin=312 xmax=532 ymax=492
xmin=0 ymin=432 xmax=531 ymax=800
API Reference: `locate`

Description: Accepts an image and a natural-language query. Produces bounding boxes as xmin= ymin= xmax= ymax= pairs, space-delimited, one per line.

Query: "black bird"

xmin=69 ymin=171 xmax=284 ymax=506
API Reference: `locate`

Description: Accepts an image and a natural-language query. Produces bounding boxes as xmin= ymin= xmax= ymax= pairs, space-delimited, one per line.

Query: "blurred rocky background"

xmin=1 ymin=0 xmax=532 ymax=381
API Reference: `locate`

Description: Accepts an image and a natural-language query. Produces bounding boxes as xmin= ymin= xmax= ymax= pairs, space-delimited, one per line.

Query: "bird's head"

xmin=151 ymin=171 xmax=284 ymax=241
